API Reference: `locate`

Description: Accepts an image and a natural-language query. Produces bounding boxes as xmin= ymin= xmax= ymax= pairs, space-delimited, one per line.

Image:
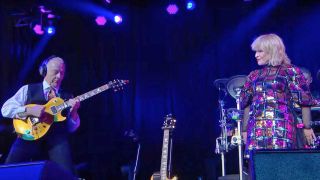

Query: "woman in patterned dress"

xmin=240 ymin=33 xmax=316 ymax=154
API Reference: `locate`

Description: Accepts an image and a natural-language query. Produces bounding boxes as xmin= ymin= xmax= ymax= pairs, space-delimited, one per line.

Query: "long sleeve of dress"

xmin=286 ymin=66 xmax=316 ymax=107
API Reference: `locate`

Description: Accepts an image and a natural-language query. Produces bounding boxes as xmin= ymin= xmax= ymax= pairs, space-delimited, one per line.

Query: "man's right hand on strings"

xmin=25 ymin=105 xmax=45 ymax=117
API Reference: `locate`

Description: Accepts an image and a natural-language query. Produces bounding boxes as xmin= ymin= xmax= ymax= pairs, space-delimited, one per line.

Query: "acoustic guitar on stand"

xmin=151 ymin=114 xmax=178 ymax=180
xmin=13 ymin=79 xmax=129 ymax=141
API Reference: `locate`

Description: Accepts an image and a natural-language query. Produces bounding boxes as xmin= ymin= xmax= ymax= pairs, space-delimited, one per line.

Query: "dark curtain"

xmin=1 ymin=0 xmax=320 ymax=179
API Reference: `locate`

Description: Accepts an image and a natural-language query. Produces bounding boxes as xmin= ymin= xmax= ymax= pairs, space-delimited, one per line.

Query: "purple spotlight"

xmin=39 ymin=5 xmax=51 ymax=13
xmin=39 ymin=6 xmax=46 ymax=13
xmin=47 ymin=14 xmax=55 ymax=19
xmin=105 ymin=0 xmax=111 ymax=4
xmin=114 ymin=15 xmax=123 ymax=24
xmin=95 ymin=16 xmax=107 ymax=26
xmin=33 ymin=24 xmax=44 ymax=35
xmin=166 ymin=4 xmax=179 ymax=15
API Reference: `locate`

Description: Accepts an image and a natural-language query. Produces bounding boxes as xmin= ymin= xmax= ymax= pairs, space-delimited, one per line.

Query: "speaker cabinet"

xmin=251 ymin=150 xmax=320 ymax=180
xmin=0 ymin=161 xmax=76 ymax=180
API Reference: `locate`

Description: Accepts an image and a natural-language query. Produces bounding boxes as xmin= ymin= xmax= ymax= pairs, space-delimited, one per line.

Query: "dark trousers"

xmin=5 ymin=133 xmax=74 ymax=175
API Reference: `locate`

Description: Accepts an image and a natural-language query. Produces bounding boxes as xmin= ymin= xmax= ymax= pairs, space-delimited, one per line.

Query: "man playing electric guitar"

xmin=1 ymin=55 xmax=80 ymax=176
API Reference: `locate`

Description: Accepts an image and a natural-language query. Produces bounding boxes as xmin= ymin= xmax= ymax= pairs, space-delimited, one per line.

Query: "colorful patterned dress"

xmin=240 ymin=64 xmax=315 ymax=152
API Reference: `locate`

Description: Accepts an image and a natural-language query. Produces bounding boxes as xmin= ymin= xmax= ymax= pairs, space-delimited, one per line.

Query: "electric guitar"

xmin=151 ymin=114 xmax=178 ymax=180
xmin=13 ymin=79 xmax=129 ymax=141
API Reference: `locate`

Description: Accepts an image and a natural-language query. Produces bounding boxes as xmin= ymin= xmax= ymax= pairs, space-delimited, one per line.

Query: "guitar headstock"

xmin=162 ymin=114 xmax=176 ymax=130
xmin=109 ymin=79 xmax=129 ymax=92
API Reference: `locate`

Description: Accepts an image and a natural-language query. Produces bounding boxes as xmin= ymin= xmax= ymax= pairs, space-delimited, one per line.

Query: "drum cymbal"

xmin=227 ymin=75 xmax=247 ymax=99
xmin=213 ymin=78 xmax=229 ymax=90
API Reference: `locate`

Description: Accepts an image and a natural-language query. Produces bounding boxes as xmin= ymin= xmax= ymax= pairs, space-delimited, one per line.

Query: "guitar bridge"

xmin=30 ymin=117 xmax=40 ymax=124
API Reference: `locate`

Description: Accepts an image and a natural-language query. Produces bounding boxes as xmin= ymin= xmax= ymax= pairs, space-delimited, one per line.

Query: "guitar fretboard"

xmin=77 ymin=84 xmax=110 ymax=102
xmin=160 ymin=129 xmax=170 ymax=180
xmin=54 ymin=83 xmax=112 ymax=112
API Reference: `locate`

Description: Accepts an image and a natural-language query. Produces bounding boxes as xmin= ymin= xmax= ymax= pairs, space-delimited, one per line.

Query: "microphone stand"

xmin=214 ymin=83 xmax=229 ymax=176
xmin=133 ymin=143 xmax=140 ymax=180
xmin=230 ymin=88 xmax=244 ymax=180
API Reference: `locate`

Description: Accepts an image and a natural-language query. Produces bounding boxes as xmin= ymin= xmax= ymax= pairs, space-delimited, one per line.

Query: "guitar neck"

xmin=56 ymin=84 xmax=111 ymax=112
xmin=160 ymin=129 xmax=170 ymax=180
xmin=76 ymin=84 xmax=111 ymax=102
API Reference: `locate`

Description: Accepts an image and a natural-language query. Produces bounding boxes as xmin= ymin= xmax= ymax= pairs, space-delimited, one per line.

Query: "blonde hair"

xmin=251 ymin=33 xmax=291 ymax=66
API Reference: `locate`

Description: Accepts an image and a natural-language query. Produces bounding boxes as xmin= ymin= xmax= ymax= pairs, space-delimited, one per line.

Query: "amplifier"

xmin=0 ymin=161 xmax=76 ymax=180
xmin=251 ymin=149 xmax=320 ymax=180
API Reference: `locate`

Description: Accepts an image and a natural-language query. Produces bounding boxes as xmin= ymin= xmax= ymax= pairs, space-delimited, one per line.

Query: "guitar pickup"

xmin=50 ymin=106 xmax=58 ymax=115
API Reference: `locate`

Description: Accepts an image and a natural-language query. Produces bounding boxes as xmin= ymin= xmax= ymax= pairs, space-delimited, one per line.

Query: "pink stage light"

xmin=33 ymin=24 xmax=44 ymax=35
xmin=95 ymin=16 xmax=107 ymax=26
xmin=166 ymin=4 xmax=179 ymax=15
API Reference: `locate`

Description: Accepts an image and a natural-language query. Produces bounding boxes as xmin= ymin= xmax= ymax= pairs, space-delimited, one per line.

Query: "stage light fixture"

xmin=13 ymin=5 xmax=59 ymax=36
xmin=114 ymin=15 xmax=123 ymax=24
xmin=95 ymin=16 xmax=107 ymax=26
xmin=186 ymin=1 xmax=196 ymax=10
xmin=166 ymin=4 xmax=179 ymax=15
xmin=30 ymin=6 xmax=58 ymax=36
xmin=46 ymin=26 xmax=56 ymax=35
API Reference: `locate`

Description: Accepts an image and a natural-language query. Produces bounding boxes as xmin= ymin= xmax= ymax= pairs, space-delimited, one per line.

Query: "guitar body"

xmin=150 ymin=172 xmax=178 ymax=180
xmin=13 ymin=97 xmax=66 ymax=141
